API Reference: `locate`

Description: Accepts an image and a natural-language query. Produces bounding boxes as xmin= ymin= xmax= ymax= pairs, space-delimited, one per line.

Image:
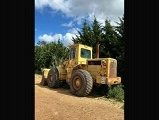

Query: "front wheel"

xmin=70 ymin=69 xmax=93 ymax=97
xmin=47 ymin=67 xmax=61 ymax=88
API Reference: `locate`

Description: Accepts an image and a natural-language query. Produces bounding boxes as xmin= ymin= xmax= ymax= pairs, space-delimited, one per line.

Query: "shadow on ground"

xmin=35 ymin=82 xmax=76 ymax=97
xmin=35 ymin=82 xmax=107 ymax=98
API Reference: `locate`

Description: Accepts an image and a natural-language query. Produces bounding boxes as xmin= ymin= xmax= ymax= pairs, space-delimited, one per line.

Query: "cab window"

xmin=70 ymin=48 xmax=76 ymax=60
xmin=80 ymin=48 xmax=91 ymax=58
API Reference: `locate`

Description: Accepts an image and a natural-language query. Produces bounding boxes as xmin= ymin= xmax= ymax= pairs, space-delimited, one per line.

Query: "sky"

xmin=35 ymin=0 xmax=124 ymax=47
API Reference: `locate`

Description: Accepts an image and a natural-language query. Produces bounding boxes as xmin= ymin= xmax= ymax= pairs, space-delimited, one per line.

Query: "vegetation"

xmin=107 ymin=84 xmax=124 ymax=101
xmin=35 ymin=40 xmax=69 ymax=71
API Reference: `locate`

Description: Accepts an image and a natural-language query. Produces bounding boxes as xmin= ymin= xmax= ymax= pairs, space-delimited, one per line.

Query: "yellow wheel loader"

xmin=40 ymin=43 xmax=121 ymax=97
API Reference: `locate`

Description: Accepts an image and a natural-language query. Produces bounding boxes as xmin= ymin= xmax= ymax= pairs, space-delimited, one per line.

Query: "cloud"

xmin=35 ymin=0 xmax=124 ymax=25
xmin=35 ymin=0 xmax=70 ymax=13
xmin=38 ymin=28 xmax=79 ymax=47
xmin=61 ymin=21 xmax=74 ymax=27
xmin=35 ymin=0 xmax=49 ymax=9
xmin=62 ymin=28 xmax=80 ymax=46
xmin=67 ymin=28 xmax=80 ymax=34
xmin=38 ymin=33 xmax=62 ymax=42
xmin=63 ymin=33 xmax=74 ymax=46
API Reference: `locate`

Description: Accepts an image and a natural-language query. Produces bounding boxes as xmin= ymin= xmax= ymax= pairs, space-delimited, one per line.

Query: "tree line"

xmin=35 ymin=15 xmax=124 ymax=84
xmin=35 ymin=40 xmax=69 ymax=71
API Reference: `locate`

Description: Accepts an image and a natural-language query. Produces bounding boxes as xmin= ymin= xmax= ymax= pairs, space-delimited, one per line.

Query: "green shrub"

xmin=107 ymin=84 xmax=124 ymax=101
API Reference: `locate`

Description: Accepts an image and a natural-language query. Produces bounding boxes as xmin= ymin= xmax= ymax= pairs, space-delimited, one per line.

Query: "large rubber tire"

xmin=47 ymin=67 xmax=61 ymax=88
xmin=70 ymin=69 xmax=93 ymax=97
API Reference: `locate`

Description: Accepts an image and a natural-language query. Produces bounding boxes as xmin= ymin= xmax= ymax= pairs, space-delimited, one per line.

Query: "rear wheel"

xmin=70 ymin=69 xmax=93 ymax=97
xmin=47 ymin=67 xmax=61 ymax=88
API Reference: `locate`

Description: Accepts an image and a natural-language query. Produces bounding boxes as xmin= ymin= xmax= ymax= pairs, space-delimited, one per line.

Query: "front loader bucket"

xmin=40 ymin=69 xmax=50 ymax=86
xmin=40 ymin=72 xmax=47 ymax=86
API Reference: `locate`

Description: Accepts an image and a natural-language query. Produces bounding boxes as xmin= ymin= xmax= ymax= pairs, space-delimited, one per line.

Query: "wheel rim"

xmin=49 ymin=74 xmax=53 ymax=82
xmin=73 ymin=76 xmax=82 ymax=90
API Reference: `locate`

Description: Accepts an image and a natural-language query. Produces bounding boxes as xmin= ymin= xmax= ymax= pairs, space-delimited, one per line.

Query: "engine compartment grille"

xmin=109 ymin=61 xmax=117 ymax=77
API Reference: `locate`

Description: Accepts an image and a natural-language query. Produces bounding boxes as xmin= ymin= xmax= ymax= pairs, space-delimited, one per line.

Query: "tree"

xmin=34 ymin=40 xmax=69 ymax=71
xmin=91 ymin=16 xmax=103 ymax=58
xmin=114 ymin=15 xmax=124 ymax=84
xmin=35 ymin=45 xmax=43 ymax=71
xmin=72 ymin=20 xmax=94 ymax=46
xmin=101 ymin=19 xmax=118 ymax=58
xmin=72 ymin=17 xmax=104 ymax=58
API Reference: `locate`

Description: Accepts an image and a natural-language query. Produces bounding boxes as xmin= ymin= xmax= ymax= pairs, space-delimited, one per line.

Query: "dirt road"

xmin=35 ymin=74 xmax=124 ymax=120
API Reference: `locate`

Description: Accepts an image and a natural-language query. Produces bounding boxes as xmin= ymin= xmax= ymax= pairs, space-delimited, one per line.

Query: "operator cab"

xmin=69 ymin=44 xmax=92 ymax=64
